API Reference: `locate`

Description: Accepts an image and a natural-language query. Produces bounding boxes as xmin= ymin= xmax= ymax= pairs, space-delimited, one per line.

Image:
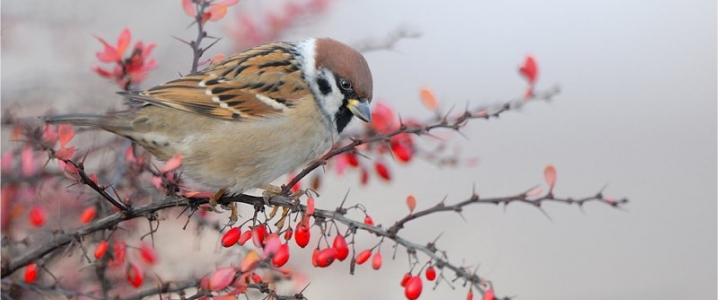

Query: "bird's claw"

xmin=208 ymin=188 xmax=238 ymax=226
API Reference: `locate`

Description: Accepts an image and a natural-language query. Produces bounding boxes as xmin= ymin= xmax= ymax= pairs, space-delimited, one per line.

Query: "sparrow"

xmin=44 ymin=38 xmax=373 ymax=211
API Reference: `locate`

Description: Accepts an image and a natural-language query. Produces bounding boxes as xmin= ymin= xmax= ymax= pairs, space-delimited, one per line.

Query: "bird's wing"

xmin=123 ymin=42 xmax=311 ymax=121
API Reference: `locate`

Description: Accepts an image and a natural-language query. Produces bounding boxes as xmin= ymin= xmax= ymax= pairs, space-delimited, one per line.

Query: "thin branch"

xmin=282 ymin=86 xmax=561 ymax=194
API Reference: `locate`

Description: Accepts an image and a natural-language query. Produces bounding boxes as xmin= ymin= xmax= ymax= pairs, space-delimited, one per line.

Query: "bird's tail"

xmin=42 ymin=114 xmax=107 ymax=127
xmin=41 ymin=113 xmax=132 ymax=132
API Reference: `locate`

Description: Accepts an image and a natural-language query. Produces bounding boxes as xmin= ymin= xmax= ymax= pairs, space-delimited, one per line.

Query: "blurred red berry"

xmin=483 ymin=288 xmax=495 ymax=300
xmin=375 ymin=162 xmax=391 ymax=181
xmin=391 ymin=140 xmax=413 ymax=163
xmin=126 ymin=263 xmax=143 ymax=287
xmin=364 ymin=215 xmax=374 ymax=225
xmin=360 ymin=167 xmax=369 ymax=185
xmin=139 ymin=243 xmax=157 ymax=265
xmin=346 ymin=153 xmax=359 ymax=167
xmin=79 ymin=207 xmax=96 ymax=224
xmin=94 ymin=241 xmax=109 ymax=259
xmin=28 ymin=205 xmax=46 ymax=227
xmin=108 ymin=241 xmax=126 ymax=268
xmin=24 ymin=263 xmax=37 ymax=283
xmin=370 ymin=102 xmax=396 ymax=133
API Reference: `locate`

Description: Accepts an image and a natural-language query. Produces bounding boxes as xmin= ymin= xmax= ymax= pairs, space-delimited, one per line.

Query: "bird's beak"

xmin=347 ymin=98 xmax=371 ymax=123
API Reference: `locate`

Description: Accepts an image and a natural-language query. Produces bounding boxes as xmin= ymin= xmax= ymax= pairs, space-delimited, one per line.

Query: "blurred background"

xmin=2 ymin=0 xmax=715 ymax=299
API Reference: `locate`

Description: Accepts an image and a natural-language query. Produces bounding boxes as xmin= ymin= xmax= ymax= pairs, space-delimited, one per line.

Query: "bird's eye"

xmin=340 ymin=79 xmax=352 ymax=91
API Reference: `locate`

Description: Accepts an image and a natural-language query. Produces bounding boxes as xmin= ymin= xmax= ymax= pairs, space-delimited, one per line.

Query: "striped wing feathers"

xmin=132 ymin=42 xmax=309 ymax=121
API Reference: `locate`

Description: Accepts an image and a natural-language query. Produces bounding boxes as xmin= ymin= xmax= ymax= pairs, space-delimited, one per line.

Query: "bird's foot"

xmin=263 ymin=185 xmax=312 ymax=229
xmin=209 ymin=188 xmax=226 ymax=212
xmin=209 ymin=188 xmax=238 ymax=226
xmin=261 ymin=184 xmax=284 ymax=205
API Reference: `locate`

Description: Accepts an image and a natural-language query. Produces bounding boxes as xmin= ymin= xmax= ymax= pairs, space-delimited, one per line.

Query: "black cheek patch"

xmin=317 ymin=77 xmax=332 ymax=95
xmin=334 ymin=98 xmax=354 ymax=134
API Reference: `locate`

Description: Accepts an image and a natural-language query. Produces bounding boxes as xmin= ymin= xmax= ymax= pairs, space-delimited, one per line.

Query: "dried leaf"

xmin=519 ymin=55 xmax=538 ymax=84
xmin=161 ymin=154 xmax=183 ymax=173
xmin=240 ymin=250 xmax=259 ymax=273
xmin=544 ymin=164 xmax=557 ymax=189
xmin=209 ymin=266 xmax=237 ymax=291
xmin=406 ymin=194 xmax=416 ymax=213
xmin=420 ymin=87 xmax=438 ymax=112
xmin=57 ymin=124 xmax=75 ymax=148
xmin=181 ymin=0 xmax=195 ymax=16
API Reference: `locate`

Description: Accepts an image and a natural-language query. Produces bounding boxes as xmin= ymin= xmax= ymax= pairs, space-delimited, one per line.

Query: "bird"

xmin=44 ymin=37 xmax=373 ymax=214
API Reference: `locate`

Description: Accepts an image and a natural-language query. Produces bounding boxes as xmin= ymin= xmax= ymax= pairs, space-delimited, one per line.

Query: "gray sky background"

xmin=2 ymin=0 xmax=716 ymax=299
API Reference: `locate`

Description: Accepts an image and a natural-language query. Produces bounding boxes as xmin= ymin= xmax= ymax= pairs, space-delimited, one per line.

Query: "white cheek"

xmin=317 ymin=69 xmax=345 ymax=117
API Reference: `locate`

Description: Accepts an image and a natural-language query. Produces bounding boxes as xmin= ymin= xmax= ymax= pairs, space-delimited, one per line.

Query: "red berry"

xmin=375 ymin=162 xmax=391 ymax=181
xmin=252 ymin=224 xmax=267 ymax=247
xmin=360 ymin=168 xmax=369 ymax=185
xmin=364 ymin=216 xmax=374 ymax=225
xmin=251 ymin=273 xmax=263 ymax=283
xmin=139 ymin=243 xmax=157 ymax=265
xmin=400 ymin=272 xmax=411 ymax=287
xmin=28 ymin=205 xmax=46 ymax=227
xmin=283 ymin=228 xmax=293 ymax=241
xmin=294 ymin=222 xmax=310 ymax=248
xmin=332 ymin=235 xmax=349 ymax=261
xmin=371 ymin=252 xmax=382 ymax=270
xmin=316 ymin=248 xmax=337 ymax=267
xmin=126 ymin=263 xmax=143 ymax=287
xmin=94 ymin=241 xmax=109 ymax=259
xmin=290 ymin=180 xmax=301 ymax=193
xmin=312 ymin=248 xmax=320 ymax=267
xmin=425 ymin=266 xmax=436 ymax=281
xmin=108 ymin=241 xmax=126 ymax=268
xmin=391 ymin=140 xmax=413 ymax=163
xmin=467 ymin=289 xmax=474 ymax=300
xmin=237 ymin=230 xmax=252 ymax=246
xmin=346 ymin=153 xmax=359 ymax=167
xmin=355 ymin=249 xmax=371 ymax=265
xmin=483 ymin=288 xmax=495 ymax=300
xmin=404 ymin=276 xmax=423 ymax=299
xmin=24 ymin=263 xmax=37 ymax=283
xmin=79 ymin=206 xmax=96 ymax=224
xmin=306 ymin=197 xmax=315 ymax=216
xmin=221 ymin=227 xmax=241 ymax=247
xmin=271 ymin=244 xmax=290 ymax=267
